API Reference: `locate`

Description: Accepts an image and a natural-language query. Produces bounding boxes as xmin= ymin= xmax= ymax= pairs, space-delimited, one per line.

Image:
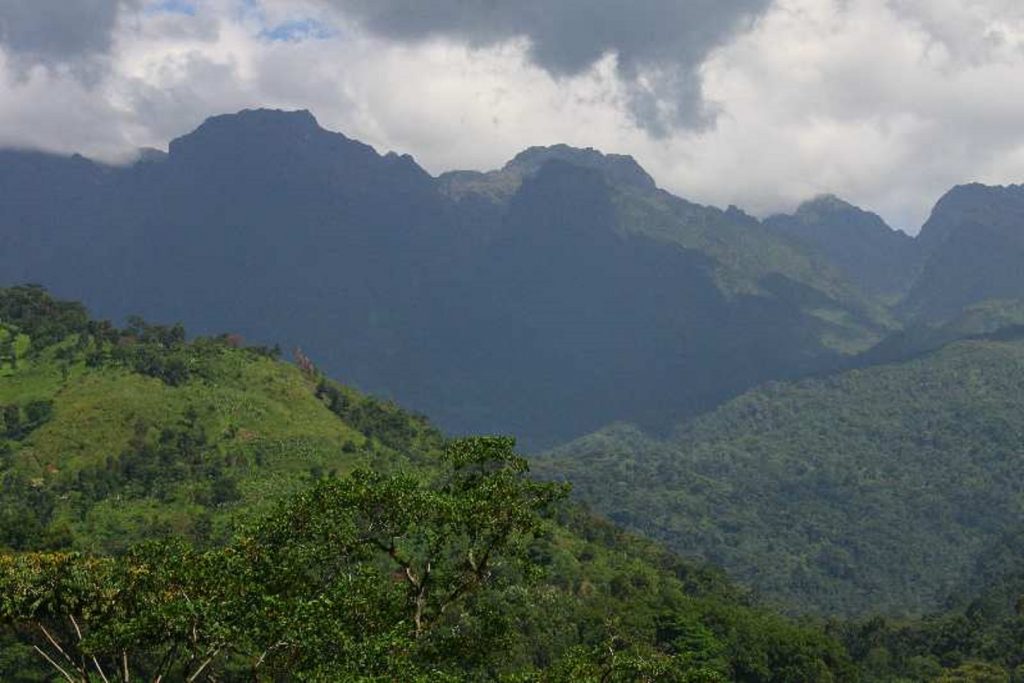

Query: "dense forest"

xmin=538 ymin=327 xmax=1024 ymax=618
xmin=4 ymin=287 xmax=1024 ymax=680
xmin=0 ymin=286 xmax=863 ymax=681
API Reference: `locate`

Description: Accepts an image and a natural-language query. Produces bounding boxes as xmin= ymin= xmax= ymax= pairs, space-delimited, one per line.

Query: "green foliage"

xmin=833 ymin=613 xmax=1023 ymax=682
xmin=316 ymin=378 xmax=440 ymax=453
xmin=538 ymin=336 xmax=1024 ymax=617
xmin=0 ymin=437 xmax=858 ymax=682
xmin=0 ymin=438 xmax=569 ymax=680
xmin=0 ymin=400 xmax=54 ymax=442
xmin=0 ymin=289 xmax=864 ymax=681
xmin=0 ymin=287 xmax=423 ymax=555
xmin=0 ymin=285 xmax=89 ymax=352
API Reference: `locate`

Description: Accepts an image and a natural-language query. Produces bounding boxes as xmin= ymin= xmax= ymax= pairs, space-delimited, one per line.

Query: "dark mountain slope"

xmin=0 ymin=109 xmax=889 ymax=448
xmin=400 ymin=161 xmax=883 ymax=440
xmin=902 ymin=183 xmax=1024 ymax=321
xmin=0 ymin=151 xmax=115 ymax=294
xmin=765 ymin=194 xmax=919 ymax=300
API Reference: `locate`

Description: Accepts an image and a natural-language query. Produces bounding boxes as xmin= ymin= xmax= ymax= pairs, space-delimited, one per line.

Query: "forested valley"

xmin=0 ymin=285 xmax=1022 ymax=681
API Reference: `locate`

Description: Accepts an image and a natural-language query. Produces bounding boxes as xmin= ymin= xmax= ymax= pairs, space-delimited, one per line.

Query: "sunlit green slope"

xmin=0 ymin=285 xmax=438 ymax=553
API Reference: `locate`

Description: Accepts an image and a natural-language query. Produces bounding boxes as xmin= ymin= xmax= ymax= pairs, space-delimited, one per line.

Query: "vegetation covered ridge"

xmin=538 ymin=329 xmax=1024 ymax=622
xmin=0 ymin=285 xmax=855 ymax=681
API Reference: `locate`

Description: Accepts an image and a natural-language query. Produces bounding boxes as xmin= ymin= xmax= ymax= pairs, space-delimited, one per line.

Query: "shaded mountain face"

xmin=408 ymin=161 xmax=872 ymax=442
xmin=0 ymin=109 xmax=887 ymax=448
xmin=765 ymin=187 xmax=1024 ymax=333
xmin=765 ymin=194 xmax=919 ymax=300
xmin=901 ymin=183 xmax=1024 ymax=321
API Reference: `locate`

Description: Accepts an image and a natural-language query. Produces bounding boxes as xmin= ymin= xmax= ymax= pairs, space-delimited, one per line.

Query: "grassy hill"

xmin=0 ymin=286 xmax=440 ymax=555
xmin=537 ymin=329 xmax=1024 ymax=618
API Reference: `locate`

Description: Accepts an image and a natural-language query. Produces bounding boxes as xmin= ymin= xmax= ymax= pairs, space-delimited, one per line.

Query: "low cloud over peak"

xmin=3 ymin=0 xmax=1024 ymax=231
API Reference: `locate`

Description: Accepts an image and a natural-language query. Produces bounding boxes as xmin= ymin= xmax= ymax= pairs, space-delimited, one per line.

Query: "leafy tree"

xmin=936 ymin=662 xmax=1011 ymax=683
xmin=0 ymin=286 xmax=89 ymax=352
xmin=0 ymin=437 xmax=568 ymax=680
xmin=0 ymin=406 xmax=18 ymax=439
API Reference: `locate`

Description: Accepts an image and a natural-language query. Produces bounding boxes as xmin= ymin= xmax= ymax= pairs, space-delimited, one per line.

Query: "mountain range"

xmin=6 ymin=110 xmax=1024 ymax=451
xmin=0 ymin=107 xmax=994 ymax=449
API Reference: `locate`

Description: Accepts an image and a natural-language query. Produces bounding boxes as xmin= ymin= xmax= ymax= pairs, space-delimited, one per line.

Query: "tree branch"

xmin=31 ymin=644 xmax=77 ymax=683
xmin=67 ymin=616 xmax=109 ymax=683
xmin=38 ymin=624 xmax=80 ymax=673
xmin=186 ymin=647 xmax=221 ymax=682
xmin=253 ymin=640 xmax=289 ymax=676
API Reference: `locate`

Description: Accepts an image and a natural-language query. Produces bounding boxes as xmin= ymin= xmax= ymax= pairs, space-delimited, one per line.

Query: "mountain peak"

xmin=504 ymin=144 xmax=656 ymax=191
xmin=167 ymin=108 xmax=338 ymax=161
xmin=796 ymin=194 xmax=858 ymax=214
xmin=765 ymin=193 xmax=916 ymax=298
xmin=205 ymin=107 xmax=320 ymax=132
xmin=917 ymin=182 xmax=1024 ymax=250
xmin=785 ymin=194 xmax=907 ymax=240
xmin=439 ymin=143 xmax=657 ymax=203
xmin=926 ymin=182 xmax=1024 ymax=220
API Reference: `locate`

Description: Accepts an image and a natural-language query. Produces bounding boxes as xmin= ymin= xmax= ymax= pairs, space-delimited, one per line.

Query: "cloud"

xmin=318 ymin=0 xmax=772 ymax=130
xmin=654 ymin=0 xmax=1024 ymax=230
xmin=0 ymin=0 xmax=134 ymax=70
xmin=0 ymin=0 xmax=640 ymax=161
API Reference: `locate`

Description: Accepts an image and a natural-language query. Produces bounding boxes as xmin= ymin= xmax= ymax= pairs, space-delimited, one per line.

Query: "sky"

xmin=2 ymin=1 xmax=1024 ymax=232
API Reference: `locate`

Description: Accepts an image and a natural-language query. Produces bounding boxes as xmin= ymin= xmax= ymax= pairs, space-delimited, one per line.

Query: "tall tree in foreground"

xmin=0 ymin=437 xmax=568 ymax=681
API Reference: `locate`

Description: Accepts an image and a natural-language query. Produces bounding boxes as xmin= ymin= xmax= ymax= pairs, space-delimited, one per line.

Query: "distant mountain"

xmin=424 ymin=159 xmax=890 ymax=442
xmin=537 ymin=331 xmax=1024 ymax=616
xmin=765 ymin=194 xmax=919 ymax=300
xmin=0 ymin=108 xmax=889 ymax=448
xmin=901 ymin=183 xmax=1024 ymax=321
xmin=439 ymin=143 xmax=656 ymax=202
xmin=764 ymin=185 xmax=1024 ymax=338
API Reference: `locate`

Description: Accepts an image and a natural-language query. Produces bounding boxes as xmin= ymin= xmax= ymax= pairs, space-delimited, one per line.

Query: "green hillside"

xmin=0 ymin=286 xmax=854 ymax=681
xmin=833 ymin=546 xmax=1024 ymax=682
xmin=0 ymin=286 xmax=438 ymax=554
xmin=538 ymin=330 xmax=1024 ymax=618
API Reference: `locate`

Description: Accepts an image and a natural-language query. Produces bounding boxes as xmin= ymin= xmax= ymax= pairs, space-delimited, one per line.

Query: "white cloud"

xmin=3 ymin=0 xmax=1024 ymax=232
xmin=638 ymin=0 xmax=1024 ymax=231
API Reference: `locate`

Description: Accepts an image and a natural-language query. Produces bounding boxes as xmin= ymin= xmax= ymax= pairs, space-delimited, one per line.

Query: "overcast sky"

xmin=2 ymin=0 xmax=1024 ymax=232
